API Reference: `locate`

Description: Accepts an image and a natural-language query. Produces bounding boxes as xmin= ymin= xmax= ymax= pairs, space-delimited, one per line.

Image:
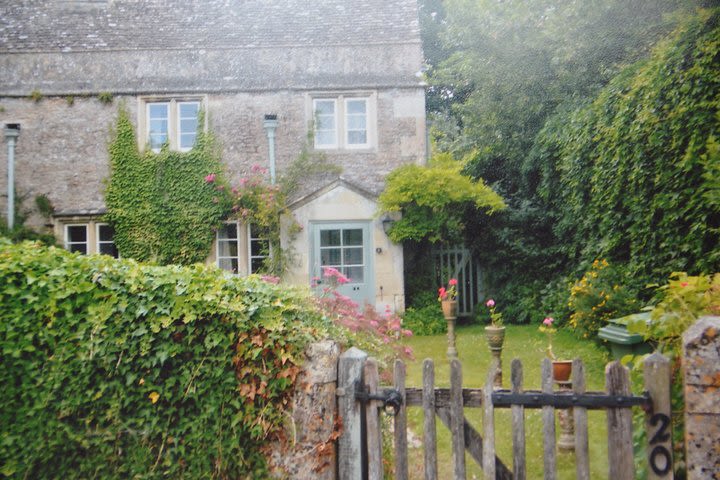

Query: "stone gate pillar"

xmin=267 ymin=340 xmax=340 ymax=479
xmin=682 ymin=316 xmax=720 ymax=479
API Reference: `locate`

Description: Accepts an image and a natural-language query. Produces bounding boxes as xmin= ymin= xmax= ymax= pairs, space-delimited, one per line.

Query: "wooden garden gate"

xmin=337 ymin=348 xmax=674 ymax=480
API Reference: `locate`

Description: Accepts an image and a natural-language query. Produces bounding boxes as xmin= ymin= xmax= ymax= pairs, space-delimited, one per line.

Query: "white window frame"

xmin=140 ymin=97 xmax=204 ymax=152
xmin=311 ymin=93 xmax=375 ymax=150
xmin=247 ymin=224 xmax=271 ymax=274
xmin=216 ymin=222 xmax=242 ymax=275
xmin=312 ymin=98 xmax=338 ymax=149
xmin=64 ymin=224 xmax=89 ymax=254
xmin=344 ymin=98 xmax=369 ymax=149
xmin=95 ymin=223 xmax=119 ymax=258
xmin=216 ymin=222 xmax=272 ymax=275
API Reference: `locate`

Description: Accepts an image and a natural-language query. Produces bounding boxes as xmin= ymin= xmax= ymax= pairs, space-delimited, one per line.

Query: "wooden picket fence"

xmin=337 ymin=348 xmax=674 ymax=480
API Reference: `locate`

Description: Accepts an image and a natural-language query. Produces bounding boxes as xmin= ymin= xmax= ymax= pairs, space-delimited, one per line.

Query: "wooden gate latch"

xmin=354 ymin=381 xmax=403 ymax=416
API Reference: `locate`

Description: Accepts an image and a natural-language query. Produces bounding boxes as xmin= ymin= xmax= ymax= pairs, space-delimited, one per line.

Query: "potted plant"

xmin=484 ymin=298 xmax=505 ymax=350
xmin=438 ymin=278 xmax=459 ymax=358
xmin=438 ymin=278 xmax=458 ymax=319
xmin=540 ymin=316 xmax=572 ymax=382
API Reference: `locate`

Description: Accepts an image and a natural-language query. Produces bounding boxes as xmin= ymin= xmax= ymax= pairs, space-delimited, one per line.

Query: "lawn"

xmin=397 ymin=324 xmax=613 ymax=479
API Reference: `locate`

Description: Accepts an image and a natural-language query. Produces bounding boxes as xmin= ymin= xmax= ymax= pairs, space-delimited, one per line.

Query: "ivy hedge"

xmin=0 ymin=239 xmax=331 ymax=478
xmin=537 ymin=8 xmax=720 ymax=284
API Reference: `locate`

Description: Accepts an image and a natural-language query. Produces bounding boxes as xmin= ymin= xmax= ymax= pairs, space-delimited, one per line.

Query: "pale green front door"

xmin=311 ymin=222 xmax=374 ymax=306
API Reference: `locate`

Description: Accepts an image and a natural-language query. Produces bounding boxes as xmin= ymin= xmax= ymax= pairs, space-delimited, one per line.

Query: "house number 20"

xmin=649 ymin=413 xmax=672 ymax=476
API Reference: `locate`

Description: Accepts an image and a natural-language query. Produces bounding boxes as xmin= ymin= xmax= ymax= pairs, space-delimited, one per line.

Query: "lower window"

xmin=217 ymin=222 xmax=270 ymax=274
xmin=62 ymin=221 xmax=118 ymax=257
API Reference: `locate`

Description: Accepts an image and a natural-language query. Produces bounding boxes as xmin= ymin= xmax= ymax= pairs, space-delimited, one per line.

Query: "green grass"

xmin=398 ymin=324 xmax=612 ymax=479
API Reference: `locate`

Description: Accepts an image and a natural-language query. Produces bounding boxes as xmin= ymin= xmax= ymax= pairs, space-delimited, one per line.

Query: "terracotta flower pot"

xmin=485 ymin=325 xmax=506 ymax=350
xmin=552 ymin=360 xmax=573 ymax=382
xmin=441 ymin=300 xmax=458 ymax=319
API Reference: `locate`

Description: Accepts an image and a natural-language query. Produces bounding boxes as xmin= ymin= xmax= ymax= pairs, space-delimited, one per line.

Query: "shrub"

xmin=627 ymin=272 xmax=720 ymax=478
xmin=0 ymin=240 xmax=331 ymax=478
xmin=402 ymin=291 xmax=446 ymax=336
xmin=568 ymin=259 xmax=639 ymax=339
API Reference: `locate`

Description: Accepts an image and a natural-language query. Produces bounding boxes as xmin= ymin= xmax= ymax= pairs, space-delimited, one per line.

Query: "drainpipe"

xmin=4 ymin=123 xmax=20 ymax=230
xmin=263 ymin=114 xmax=278 ymax=184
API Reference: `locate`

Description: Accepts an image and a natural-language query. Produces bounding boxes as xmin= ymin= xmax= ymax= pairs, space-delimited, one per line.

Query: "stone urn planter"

xmin=552 ymin=360 xmax=573 ymax=383
xmin=484 ymin=325 xmax=506 ymax=350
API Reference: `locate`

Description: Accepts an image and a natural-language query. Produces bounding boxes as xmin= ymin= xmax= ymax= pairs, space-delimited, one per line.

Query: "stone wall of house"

xmin=0 ymin=86 xmax=425 ymax=230
xmin=682 ymin=316 xmax=720 ymax=479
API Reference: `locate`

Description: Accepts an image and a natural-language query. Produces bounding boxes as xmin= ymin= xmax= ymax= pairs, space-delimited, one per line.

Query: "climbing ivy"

xmin=537 ymin=8 xmax=720 ymax=283
xmin=105 ymin=107 xmax=231 ymax=265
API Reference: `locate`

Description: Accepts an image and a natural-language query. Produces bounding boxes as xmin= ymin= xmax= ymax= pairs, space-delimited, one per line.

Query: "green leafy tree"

xmin=378 ymin=152 xmax=505 ymax=244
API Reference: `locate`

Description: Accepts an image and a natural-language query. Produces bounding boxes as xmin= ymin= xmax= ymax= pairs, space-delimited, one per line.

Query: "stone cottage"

xmin=0 ymin=0 xmax=426 ymax=312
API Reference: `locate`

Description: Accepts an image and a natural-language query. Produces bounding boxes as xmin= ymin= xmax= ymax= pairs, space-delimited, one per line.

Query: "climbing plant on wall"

xmin=105 ymin=107 xmax=231 ymax=265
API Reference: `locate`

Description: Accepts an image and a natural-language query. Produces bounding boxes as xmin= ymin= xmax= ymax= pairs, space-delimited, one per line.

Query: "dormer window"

xmin=141 ymin=98 xmax=202 ymax=152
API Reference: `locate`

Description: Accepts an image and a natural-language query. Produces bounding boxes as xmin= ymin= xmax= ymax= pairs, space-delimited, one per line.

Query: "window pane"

xmin=250 ymin=239 xmax=270 ymax=257
xmin=348 ymin=131 xmax=367 ymax=145
xmin=320 ymin=248 xmax=341 ymax=265
xmin=316 ymin=115 xmax=336 ymax=130
xmin=315 ymin=130 xmax=336 ymax=146
xmin=217 ymin=240 xmax=238 ymax=257
xmin=67 ymin=225 xmax=87 ymax=243
xmin=99 ymin=243 xmax=118 ymax=258
xmin=320 ymin=229 xmax=341 ymax=247
xmin=149 ymin=119 xmax=168 ymax=134
xmin=218 ymin=258 xmax=238 ymax=274
xmin=344 ymin=266 xmax=363 ymax=283
xmin=149 ymin=103 xmax=168 ymax=118
xmin=343 ymin=229 xmax=363 ymax=246
xmin=314 ymin=100 xmax=335 ymax=115
xmin=179 ymin=133 xmax=196 ymax=149
xmin=343 ymin=247 xmax=363 ymax=265
xmin=346 ymin=99 xmax=366 ymax=114
xmin=250 ymin=258 xmax=266 ymax=273
xmin=98 ymin=224 xmax=114 ymax=242
xmin=218 ymin=224 xmax=238 ymax=240
xmin=347 ymin=115 xmax=366 ymax=130
xmin=179 ymin=102 xmax=199 ymax=117
xmin=180 ymin=118 xmax=197 ymax=134
xmin=69 ymin=243 xmax=88 ymax=254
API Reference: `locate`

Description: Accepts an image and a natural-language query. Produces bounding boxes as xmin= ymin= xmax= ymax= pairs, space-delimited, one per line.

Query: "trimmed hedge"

xmin=0 ymin=239 xmax=331 ymax=478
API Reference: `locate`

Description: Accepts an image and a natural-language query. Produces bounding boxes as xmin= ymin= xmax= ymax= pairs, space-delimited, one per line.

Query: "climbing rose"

xmin=543 ymin=317 xmax=554 ymax=326
xmin=204 ymin=173 xmax=216 ymax=183
xmin=486 ymin=299 xmax=495 ymax=308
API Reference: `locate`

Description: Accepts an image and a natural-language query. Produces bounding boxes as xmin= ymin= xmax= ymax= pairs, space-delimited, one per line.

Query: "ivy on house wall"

xmin=105 ymin=107 xmax=231 ymax=265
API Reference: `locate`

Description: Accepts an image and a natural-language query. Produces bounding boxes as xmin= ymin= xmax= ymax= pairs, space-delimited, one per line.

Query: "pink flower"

xmin=486 ymin=299 xmax=495 ymax=308
xmin=438 ymin=287 xmax=447 ymax=300
xmin=681 ymin=282 xmax=689 ymax=287
xmin=543 ymin=317 xmax=554 ymax=326
xmin=449 ymin=278 xmax=458 ymax=286
xmin=204 ymin=173 xmax=216 ymax=183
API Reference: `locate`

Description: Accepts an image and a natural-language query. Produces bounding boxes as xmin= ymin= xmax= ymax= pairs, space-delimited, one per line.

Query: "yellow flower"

xmin=149 ymin=392 xmax=160 ymax=404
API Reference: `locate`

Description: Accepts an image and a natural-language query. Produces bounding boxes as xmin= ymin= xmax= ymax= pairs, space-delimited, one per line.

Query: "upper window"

xmin=312 ymin=95 xmax=373 ymax=150
xmin=144 ymin=99 xmax=201 ymax=152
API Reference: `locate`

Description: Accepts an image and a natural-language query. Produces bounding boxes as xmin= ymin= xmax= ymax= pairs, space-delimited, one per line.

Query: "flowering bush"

xmin=568 ymin=259 xmax=639 ymax=339
xmin=438 ymin=278 xmax=458 ymax=301
xmin=314 ymin=267 xmax=412 ymax=379
xmin=539 ymin=316 xmax=557 ymax=359
xmin=485 ymin=298 xmax=503 ymax=326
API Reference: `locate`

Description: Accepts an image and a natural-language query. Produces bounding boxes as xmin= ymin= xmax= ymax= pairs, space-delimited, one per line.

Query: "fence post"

xmin=337 ymin=347 xmax=368 ymax=480
xmin=644 ymin=352 xmax=673 ymax=480
xmin=682 ymin=316 xmax=720 ymax=479
xmin=606 ymin=361 xmax=634 ymax=479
